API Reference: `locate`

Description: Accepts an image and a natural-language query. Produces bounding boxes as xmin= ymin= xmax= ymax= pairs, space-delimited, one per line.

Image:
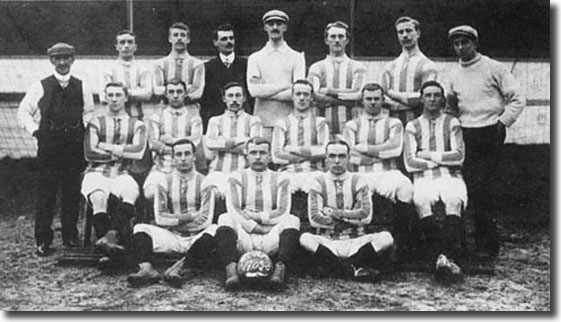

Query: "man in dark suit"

xmin=201 ymin=23 xmax=253 ymax=133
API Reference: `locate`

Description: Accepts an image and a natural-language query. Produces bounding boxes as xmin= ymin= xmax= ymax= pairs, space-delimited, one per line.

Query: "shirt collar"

xmin=169 ymin=51 xmax=189 ymax=60
xmin=219 ymin=52 xmax=235 ymax=64
xmin=225 ymin=109 xmax=244 ymax=117
xmin=53 ymin=71 xmax=71 ymax=84
xmin=118 ymin=58 xmax=135 ymax=67
xmin=166 ymin=106 xmax=188 ymax=115
xmin=326 ymin=53 xmax=349 ymax=64
xmin=460 ymin=53 xmax=482 ymax=67
xmin=401 ymin=46 xmax=421 ymax=58
xmin=263 ymin=41 xmax=288 ymax=54
xmin=362 ymin=111 xmax=386 ymax=122
xmin=108 ymin=112 xmax=128 ymax=121
xmin=327 ymin=171 xmax=350 ymax=182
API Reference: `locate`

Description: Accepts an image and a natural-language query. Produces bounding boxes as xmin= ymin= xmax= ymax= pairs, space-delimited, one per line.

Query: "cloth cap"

xmin=448 ymin=25 xmax=478 ymax=41
xmin=262 ymin=10 xmax=289 ymax=24
xmin=47 ymin=43 xmax=75 ymax=56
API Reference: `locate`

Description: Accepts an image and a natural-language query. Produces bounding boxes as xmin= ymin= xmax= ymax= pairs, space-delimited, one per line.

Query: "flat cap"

xmin=262 ymin=10 xmax=289 ymax=24
xmin=47 ymin=42 xmax=75 ymax=56
xmin=448 ymin=25 xmax=478 ymax=41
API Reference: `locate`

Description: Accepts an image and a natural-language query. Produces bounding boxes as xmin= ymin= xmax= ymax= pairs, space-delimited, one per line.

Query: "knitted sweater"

xmin=446 ymin=54 xmax=525 ymax=128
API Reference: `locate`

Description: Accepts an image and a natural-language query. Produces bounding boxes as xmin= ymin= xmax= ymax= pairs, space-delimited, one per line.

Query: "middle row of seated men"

xmin=83 ymin=78 xmax=467 ymax=290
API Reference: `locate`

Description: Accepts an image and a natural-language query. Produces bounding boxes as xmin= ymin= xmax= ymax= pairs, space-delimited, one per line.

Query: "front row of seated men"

xmin=81 ymin=79 xmax=467 ymax=289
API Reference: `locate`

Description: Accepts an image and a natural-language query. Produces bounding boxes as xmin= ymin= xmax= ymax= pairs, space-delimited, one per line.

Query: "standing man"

xmin=82 ymin=82 xmax=147 ymax=255
xmin=446 ymin=25 xmax=525 ymax=260
xmin=247 ymin=10 xmax=306 ymax=142
xmin=153 ymin=22 xmax=205 ymax=106
xmin=403 ymin=81 xmax=467 ymax=281
xmin=299 ymin=140 xmax=395 ymax=282
xmin=342 ymin=83 xmax=416 ymax=264
xmin=99 ymin=30 xmax=154 ymax=218
xmin=381 ymin=16 xmax=438 ymax=126
xmin=205 ymin=82 xmax=262 ymax=202
xmin=201 ymin=23 xmax=253 ymax=133
xmin=18 ymin=43 xmax=94 ymax=255
xmin=308 ymin=21 xmax=366 ymax=139
xmin=128 ymin=139 xmax=217 ymax=288
xmin=215 ymin=137 xmax=300 ymax=291
xmin=100 ymin=30 xmax=153 ymax=120
xmin=143 ymin=80 xmax=203 ymax=205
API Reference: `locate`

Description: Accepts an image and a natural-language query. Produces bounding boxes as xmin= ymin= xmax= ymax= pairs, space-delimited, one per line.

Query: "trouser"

xmin=462 ymin=123 xmax=506 ymax=256
xmin=35 ymin=141 xmax=84 ymax=246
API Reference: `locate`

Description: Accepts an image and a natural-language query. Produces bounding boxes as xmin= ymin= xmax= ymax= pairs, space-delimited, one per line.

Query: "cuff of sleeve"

xmin=430 ymin=152 xmax=442 ymax=163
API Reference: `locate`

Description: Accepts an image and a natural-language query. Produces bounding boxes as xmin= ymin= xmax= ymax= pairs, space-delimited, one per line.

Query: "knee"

xmin=372 ymin=231 xmax=394 ymax=253
xmin=299 ymin=233 xmax=318 ymax=252
xmin=88 ymin=190 xmax=108 ymax=209
xmin=396 ymin=183 xmax=414 ymax=203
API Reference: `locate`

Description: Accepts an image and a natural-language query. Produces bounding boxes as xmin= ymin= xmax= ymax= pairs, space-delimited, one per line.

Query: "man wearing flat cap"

xmin=18 ymin=42 xmax=94 ymax=256
xmin=247 ymin=9 xmax=306 ymax=143
xmin=446 ymin=25 xmax=525 ymax=261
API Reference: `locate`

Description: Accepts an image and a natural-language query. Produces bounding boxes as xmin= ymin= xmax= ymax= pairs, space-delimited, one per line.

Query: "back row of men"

xmin=17 ymin=10 xmax=525 ymax=289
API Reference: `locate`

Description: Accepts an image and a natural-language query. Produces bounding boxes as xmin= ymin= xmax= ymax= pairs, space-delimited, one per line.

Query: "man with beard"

xmin=247 ymin=10 xmax=306 ymax=142
xmin=201 ymin=24 xmax=253 ymax=133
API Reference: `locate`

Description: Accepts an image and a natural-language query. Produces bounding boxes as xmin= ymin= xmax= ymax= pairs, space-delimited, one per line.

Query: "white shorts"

xmin=133 ymin=223 xmax=217 ymax=254
xmin=413 ymin=177 xmax=468 ymax=219
xmin=299 ymin=231 xmax=394 ymax=258
xmin=218 ymin=213 xmax=300 ymax=256
xmin=81 ymin=172 xmax=139 ymax=199
xmin=287 ymin=171 xmax=322 ymax=193
xmin=143 ymin=169 xmax=167 ymax=192
xmin=204 ymin=171 xmax=232 ymax=199
xmin=360 ymin=170 xmax=413 ymax=202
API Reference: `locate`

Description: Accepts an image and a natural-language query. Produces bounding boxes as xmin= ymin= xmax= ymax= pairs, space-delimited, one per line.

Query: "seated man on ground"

xmin=81 ymin=82 xmax=147 ymax=255
xmin=300 ymin=140 xmax=395 ymax=282
xmin=215 ymin=137 xmax=300 ymax=291
xmin=343 ymin=83 xmax=417 ymax=264
xmin=127 ymin=139 xmax=217 ymax=287
xmin=271 ymin=79 xmax=330 ymax=228
xmin=403 ymin=81 xmax=467 ymax=282
xmin=205 ymin=82 xmax=262 ymax=221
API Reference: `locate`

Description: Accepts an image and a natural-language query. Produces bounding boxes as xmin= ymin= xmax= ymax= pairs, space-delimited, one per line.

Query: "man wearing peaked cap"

xmin=247 ymin=9 xmax=305 ymax=143
xmin=446 ymin=24 xmax=525 ymax=262
xmin=262 ymin=9 xmax=289 ymax=23
xmin=18 ymin=42 xmax=94 ymax=256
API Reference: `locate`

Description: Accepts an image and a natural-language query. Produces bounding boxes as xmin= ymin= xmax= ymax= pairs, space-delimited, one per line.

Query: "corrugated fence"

xmin=0 ymin=57 xmax=550 ymax=159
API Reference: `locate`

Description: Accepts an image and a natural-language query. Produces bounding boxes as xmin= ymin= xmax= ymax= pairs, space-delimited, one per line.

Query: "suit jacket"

xmin=200 ymin=55 xmax=254 ymax=132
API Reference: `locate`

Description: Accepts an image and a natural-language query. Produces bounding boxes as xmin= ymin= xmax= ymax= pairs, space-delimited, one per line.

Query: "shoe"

xmin=163 ymin=258 xmax=185 ymax=288
xmin=435 ymin=254 xmax=462 ymax=284
xmin=224 ymin=262 xmax=240 ymax=291
xmin=96 ymin=230 xmax=125 ymax=256
xmin=36 ymin=243 xmax=52 ymax=257
xmin=127 ymin=262 xmax=160 ymax=287
xmin=63 ymin=239 xmax=81 ymax=248
xmin=352 ymin=266 xmax=380 ymax=283
xmin=269 ymin=262 xmax=287 ymax=291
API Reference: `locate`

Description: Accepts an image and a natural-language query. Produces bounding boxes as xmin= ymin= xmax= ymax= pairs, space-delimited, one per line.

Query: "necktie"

xmin=335 ymin=180 xmax=345 ymax=209
xmin=224 ymin=58 xmax=231 ymax=69
xmin=255 ymin=174 xmax=264 ymax=212
xmin=179 ymin=177 xmax=188 ymax=213
xmin=112 ymin=118 xmax=121 ymax=144
xmin=175 ymin=58 xmax=183 ymax=81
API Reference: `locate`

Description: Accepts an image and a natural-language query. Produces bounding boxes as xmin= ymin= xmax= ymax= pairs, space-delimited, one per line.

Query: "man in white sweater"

xmin=446 ymin=25 xmax=525 ymax=261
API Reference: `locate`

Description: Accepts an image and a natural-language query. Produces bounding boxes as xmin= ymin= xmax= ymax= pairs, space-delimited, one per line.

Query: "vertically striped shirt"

xmin=100 ymin=59 xmax=153 ymax=118
xmin=272 ymin=113 xmax=330 ymax=172
xmin=308 ymin=54 xmax=366 ymax=135
xmin=381 ymin=49 xmax=438 ymax=124
xmin=84 ymin=114 xmax=147 ymax=177
xmin=149 ymin=106 xmax=202 ymax=172
xmin=226 ymin=169 xmax=291 ymax=233
xmin=308 ymin=172 xmax=372 ymax=229
xmin=206 ymin=110 xmax=263 ymax=172
xmin=404 ymin=113 xmax=464 ymax=180
xmin=153 ymin=52 xmax=205 ymax=100
xmin=154 ymin=170 xmax=214 ymax=234
xmin=343 ymin=113 xmax=403 ymax=172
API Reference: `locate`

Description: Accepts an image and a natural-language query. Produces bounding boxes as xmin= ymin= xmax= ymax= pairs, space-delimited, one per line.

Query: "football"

xmin=237 ymin=251 xmax=273 ymax=281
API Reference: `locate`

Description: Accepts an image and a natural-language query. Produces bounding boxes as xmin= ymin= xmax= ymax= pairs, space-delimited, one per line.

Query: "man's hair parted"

xmin=361 ymin=83 xmax=385 ymax=96
xmin=395 ymin=16 xmax=420 ymax=31
xmin=169 ymin=22 xmax=190 ymax=36
xmin=213 ymin=23 xmax=235 ymax=40
xmin=105 ymin=81 xmax=129 ymax=97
